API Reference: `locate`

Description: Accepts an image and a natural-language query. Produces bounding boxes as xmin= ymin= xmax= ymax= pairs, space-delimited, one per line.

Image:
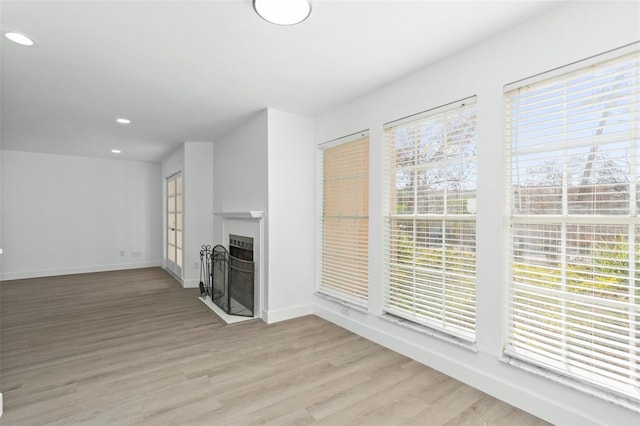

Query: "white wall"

xmin=211 ymin=108 xmax=315 ymax=322
xmin=0 ymin=150 xmax=162 ymax=280
xmin=183 ymin=142 xmax=214 ymax=288
xmin=0 ymin=149 xmax=4 ymax=279
xmin=313 ymin=2 xmax=639 ymax=425
xmin=212 ymin=110 xmax=268 ymax=223
xmin=266 ymin=108 xmax=315 ymax=322
xmin=212 ymin=110 xmax=269 ymax=313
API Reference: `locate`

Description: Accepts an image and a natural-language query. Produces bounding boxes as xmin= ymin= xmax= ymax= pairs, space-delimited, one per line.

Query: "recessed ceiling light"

xmin=116 ymin=118 xmax=131 ymax=124
xmin=111 ymin=149 xmax=122 ymax=154
xmin=253 ymin=0 xmax=311 ymax=26
xmin=4 ymin=31 xmax=37 ymax=46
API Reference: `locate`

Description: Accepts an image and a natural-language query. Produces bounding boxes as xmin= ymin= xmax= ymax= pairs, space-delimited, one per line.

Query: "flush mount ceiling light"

xmin=111 ymin=149 xmax=122 ymax=154
xmin=4 ymin=31 xmax=37 ymax=46
xmin=116 ymin=118 xmax=131 ymax=124
xmin=253 ymin=0 xmax=311 ymax=26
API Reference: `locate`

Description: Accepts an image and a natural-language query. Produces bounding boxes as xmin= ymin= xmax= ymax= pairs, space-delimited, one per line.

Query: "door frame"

xmin=166 ymin=171 xmax=183 ymax=279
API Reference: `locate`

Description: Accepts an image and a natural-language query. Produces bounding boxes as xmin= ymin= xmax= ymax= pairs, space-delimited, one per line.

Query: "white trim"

xmin=181 ymin=277 xmax=200 ymax=288
xmin=315 ymin=291 xmax=368 ymax=314
xmin=379 ymin=313 xmax=478 ymax=351
xmin=263 ymin=304 xmax=314 ymax=324
xmin=501 ymin=356 xmax=640 ymax=414
xmin=0 ymin=262 xmax=162 ymax=281
xmin=164 ymin=267 xmax=183 ymax=286
xmin=213 ymin=211 xmax=264 ymax=219
xmin=166 ymin=172 xmax=183 ymax=278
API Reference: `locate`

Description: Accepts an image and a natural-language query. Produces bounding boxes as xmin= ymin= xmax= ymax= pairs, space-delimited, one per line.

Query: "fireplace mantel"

xmin=213 ymin=211 xmax=264 ymax=219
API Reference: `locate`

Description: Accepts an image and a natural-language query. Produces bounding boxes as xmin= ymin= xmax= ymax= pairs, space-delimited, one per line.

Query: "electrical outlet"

xmin=119 ymin=250 xmax=125 ymax=256
xmin=132 ymin=251 xmax=142 ymax=258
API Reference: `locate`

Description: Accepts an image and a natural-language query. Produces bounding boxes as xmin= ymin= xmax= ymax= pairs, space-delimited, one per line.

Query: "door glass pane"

xmin=176 ymin=248 xmax=182 ymax=267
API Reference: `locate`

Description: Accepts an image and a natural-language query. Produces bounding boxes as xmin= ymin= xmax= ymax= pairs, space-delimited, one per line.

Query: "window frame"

xmin=382 ymin=97 xmax=478 ymax=342
xmin=503 ymin=44 xmax=640 ymax=407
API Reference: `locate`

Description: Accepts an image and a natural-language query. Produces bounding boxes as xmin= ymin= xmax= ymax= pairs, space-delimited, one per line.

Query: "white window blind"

xmin=383 ymin=98 xmax=477 ymax=342
xmin=318 ymin=132 xmax=369 ymax=305
xmin=505 ymin=47 xmax=640 ymax=404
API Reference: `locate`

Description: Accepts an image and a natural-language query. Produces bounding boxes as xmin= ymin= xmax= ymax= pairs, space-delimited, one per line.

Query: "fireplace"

xmin=212 ymin=210 xmax=264 ymax=322
xmin=210 ymin=235 xmax=255 ymax=317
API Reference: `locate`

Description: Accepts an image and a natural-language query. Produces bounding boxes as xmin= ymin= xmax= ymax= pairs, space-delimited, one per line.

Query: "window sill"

xmin=379 ymin=313 xmax=478 ymax=353
xmin=500 ymin=356 xmax=640 ymax=414
xmin=315 ymin=291 xmax=368 ymax=314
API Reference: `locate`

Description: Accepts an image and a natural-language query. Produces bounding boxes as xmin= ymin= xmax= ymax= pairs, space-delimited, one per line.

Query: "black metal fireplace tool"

xmin=199 ymin=245 xmax=212 ymax=298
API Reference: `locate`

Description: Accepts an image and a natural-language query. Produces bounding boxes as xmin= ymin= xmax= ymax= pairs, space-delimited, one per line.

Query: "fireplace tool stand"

xmin=199 ymin=245 xmax=213 ymax=299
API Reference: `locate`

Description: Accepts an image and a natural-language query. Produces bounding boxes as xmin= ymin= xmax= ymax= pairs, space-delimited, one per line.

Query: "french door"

xmin=167 ymin=172 xmax=183 ymax=277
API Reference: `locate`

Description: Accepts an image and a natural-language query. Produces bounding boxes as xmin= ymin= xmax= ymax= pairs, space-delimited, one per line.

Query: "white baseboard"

xmin=262 ymin=303 xmax=313 ymax=324
xmin=0 ymin=261 xmax=162 ymax=281
xmin=181 ymin=278 xmax=200 ymax=288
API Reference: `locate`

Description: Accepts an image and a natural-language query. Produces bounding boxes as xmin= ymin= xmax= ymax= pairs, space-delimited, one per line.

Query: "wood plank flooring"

xmin=1 ymin=268 xmax=548 ymax=425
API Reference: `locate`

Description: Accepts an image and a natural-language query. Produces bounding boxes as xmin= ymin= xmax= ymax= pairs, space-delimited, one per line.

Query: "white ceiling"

xmin=1 ymin=0 xmax=561 ymax=162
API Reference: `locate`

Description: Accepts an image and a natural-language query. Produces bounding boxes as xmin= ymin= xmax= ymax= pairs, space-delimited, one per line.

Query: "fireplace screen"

xmin=210 ymin=236 xmax=254 ymax=317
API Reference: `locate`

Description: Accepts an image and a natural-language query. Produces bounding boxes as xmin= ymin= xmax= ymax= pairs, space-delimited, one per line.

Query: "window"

xmin=318 ymin=132 xmax=369 ymax=306
xmin=383 ymin=98 xmax=477 ymax=341
xmin=505 ymin=47 xmax=639 ymax=404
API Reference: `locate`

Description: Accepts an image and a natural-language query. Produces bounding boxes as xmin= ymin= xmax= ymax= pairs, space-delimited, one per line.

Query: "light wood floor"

xmin=1 ymin=268 xmax=548 ymax=425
